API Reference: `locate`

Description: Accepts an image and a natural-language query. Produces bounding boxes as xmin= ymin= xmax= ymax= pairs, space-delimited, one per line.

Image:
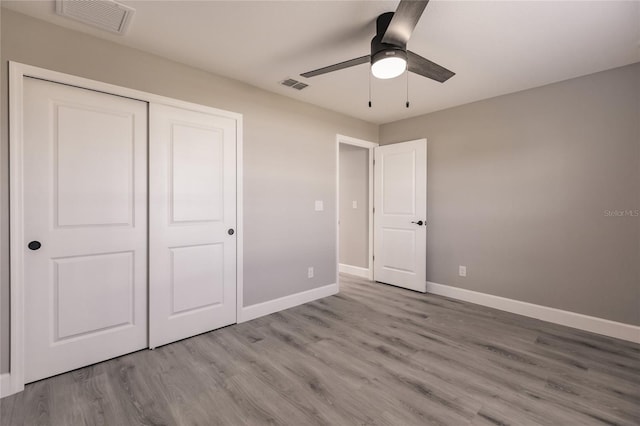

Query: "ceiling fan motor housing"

xmin=371 ymin=12 xmax=407 ymax=65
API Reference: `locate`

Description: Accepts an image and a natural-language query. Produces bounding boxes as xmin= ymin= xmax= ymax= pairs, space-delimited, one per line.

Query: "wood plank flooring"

xmin=2 ymin=274 xmax=639 ymax=425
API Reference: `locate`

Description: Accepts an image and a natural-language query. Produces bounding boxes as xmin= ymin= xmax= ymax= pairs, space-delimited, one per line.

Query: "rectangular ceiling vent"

xmin=56 ymin=0 xmax=136 ymax=35
xmin=280 ymin=78 xmax=309 ymax=91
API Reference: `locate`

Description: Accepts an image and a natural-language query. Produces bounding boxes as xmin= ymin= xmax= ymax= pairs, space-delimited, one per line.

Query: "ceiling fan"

xmin=300 ymin=0 xmax=454 ymax=83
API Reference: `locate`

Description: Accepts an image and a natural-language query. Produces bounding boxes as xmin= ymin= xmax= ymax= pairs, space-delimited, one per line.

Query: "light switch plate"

xmin=352 ymin=200 xmax=358 ymax=209
xmin=315 ymin=200 xmax=324 ymax=211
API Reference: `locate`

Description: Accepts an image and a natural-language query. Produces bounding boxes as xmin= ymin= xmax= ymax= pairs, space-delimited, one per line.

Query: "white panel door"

xmin=374 ymin=139 xmax=427 ymax=292
xmin=149 ymin=103 xmax=237 ymax=348
xmin=23 ymin=78 xmax=148 ymax=383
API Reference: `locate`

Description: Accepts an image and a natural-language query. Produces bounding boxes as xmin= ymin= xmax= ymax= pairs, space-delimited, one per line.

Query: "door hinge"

xmin=373 ymin=255 xmax=375 ymax=261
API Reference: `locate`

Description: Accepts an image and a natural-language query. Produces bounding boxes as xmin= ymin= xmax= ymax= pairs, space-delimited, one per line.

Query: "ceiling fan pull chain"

xmin=406 ymin=70 xmax=410 ymax=108
xmin=368 ymin=70 xmax=372 ymax=108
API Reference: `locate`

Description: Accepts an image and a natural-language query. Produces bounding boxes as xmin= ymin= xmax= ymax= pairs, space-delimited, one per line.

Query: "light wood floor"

xmin=2 ymin=274 xmax=639 ymax=425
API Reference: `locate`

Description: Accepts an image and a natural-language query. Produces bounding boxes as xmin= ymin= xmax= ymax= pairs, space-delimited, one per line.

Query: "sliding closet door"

xmin=149 ymin=103 xmax=237 ymax=348
xmin=23 ymin=78 xmax=148 ymax=383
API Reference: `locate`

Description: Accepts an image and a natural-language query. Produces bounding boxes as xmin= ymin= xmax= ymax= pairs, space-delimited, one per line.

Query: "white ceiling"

xmin=3 ymin=1 xmax=639 ymax=124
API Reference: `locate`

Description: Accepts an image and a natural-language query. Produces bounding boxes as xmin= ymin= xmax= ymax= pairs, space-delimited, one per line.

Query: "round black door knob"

xmin=28 ymin=241 xmax=42 ymax=251
xmin=411 ymin=220 xmax=424 ymax=226
xmin=228 ymin=229 xmax=235 ymax=235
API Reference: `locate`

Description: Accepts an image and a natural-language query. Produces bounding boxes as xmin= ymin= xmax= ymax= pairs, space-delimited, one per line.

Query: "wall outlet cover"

xmin=459 ymin=265 xmax=467 ymax=277
xmin=308 ymin=267 xmax=314 ymax=278
xmin=352 ymin=200 xmax=358 ymax=209
xmin=315 ymin=200 xmax=324 ymax=211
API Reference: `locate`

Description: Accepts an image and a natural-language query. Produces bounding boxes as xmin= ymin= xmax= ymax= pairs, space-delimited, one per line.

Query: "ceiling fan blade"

xmin=301 ymin=55 xmax=370 ymax=78
xmin=381 ymin=0 xmax=429 ymax=46
xmin=407 ymin=50 xmax=455 ymax=83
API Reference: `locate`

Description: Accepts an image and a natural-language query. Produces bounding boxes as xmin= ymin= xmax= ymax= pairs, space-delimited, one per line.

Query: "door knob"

xmin=228 ymin=228 xmax=235 ymax=235
xmin=411 ymin=220 xmax=424 ymax=226
xmin=28 ymin=241 xmax=42 ymax=250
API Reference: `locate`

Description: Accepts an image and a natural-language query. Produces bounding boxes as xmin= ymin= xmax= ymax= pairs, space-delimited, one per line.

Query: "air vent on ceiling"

xmin=280 ymin=78 xmax=309 ymax=91
xmin=56 ymin=0 xmax=136 ymax=35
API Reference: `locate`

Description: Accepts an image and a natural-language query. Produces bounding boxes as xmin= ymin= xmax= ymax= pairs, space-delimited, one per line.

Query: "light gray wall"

xmin=339 ymin=144 xmax=369 ymax=268
xmin=0 ymin=10 xmax=378 ymax=373
xmin=380 ymin=63 xmax=640 ymax=326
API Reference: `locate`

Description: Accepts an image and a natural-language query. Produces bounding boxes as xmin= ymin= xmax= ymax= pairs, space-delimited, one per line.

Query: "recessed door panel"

xmin=23 ymin=77 xmax=148 ymax=383
xmin=171 ymin=124 xmax=224 ymax=223
xmin=55 ymin=103 xmax=135 ymax=227
xmin=382 ymin=151 xmax=416 ymax=215
xmin=150 ymin=103 xmax=236 ymax=348
xmin=381 ymin=228 xmax=416 ymax=273
xmin=170 ymin=244 xmax=224 ymax=315
xmin=55 ymin=252 xmax=134 ymax=341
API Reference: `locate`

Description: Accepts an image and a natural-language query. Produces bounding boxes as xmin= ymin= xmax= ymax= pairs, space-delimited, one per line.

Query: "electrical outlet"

xmin=308 ymin=267 xmax=314 ymax=278
xmin=352 ymin=200 xmax=358 ymax=209
xmin=459 ymin=265 xmax=467 ymax=277
xmin=314 ymin=200 xmax=323 ymax=211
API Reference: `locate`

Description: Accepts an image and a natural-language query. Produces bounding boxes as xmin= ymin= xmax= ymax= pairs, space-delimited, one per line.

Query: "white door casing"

xmin=149 ymin=103 xmax=237 ymax=348
xmin=373 ymin=139 xmax=427 ymax=292
xmin=23 ymin=77 xmax=148 ymax=383
xmin=336 ymin=134 xmax=378 ymax=283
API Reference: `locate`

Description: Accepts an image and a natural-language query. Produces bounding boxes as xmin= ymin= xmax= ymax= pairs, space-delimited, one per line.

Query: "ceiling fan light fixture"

xmin=371 ymin=50 xmax=407 ymax=79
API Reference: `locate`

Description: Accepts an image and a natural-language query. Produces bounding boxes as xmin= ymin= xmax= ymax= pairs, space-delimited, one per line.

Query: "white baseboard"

xmin=1 ymin=373 xmax=12 ymax=398
xmin=426 ymin=282 xmax=640 ymax=344
xmin=239 ymin=283 xmax=338 ymax=323
xmin=339 ymin=264 xmax=370 ymax=279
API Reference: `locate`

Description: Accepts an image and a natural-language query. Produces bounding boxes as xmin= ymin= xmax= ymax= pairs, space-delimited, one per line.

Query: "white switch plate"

xmin=315 ymin=200 xmax=323 ymax=211
xmin=352 ymin=200 xmax=358 ymax=209
xmin=459 ymin=265 xmax=467 ymax=277
xmin=308 ymin=267 xmax=314 ymax=278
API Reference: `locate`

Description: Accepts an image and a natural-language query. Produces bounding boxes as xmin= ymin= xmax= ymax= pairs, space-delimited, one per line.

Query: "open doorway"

xmin=336 ymin=135 xmax=377 ymax=280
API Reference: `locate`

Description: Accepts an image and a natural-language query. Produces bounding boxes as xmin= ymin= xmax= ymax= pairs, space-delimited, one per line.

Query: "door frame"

xmin=336 ymin=134 xmax=378 ymax=285
xmin=6 ymin=61 xmax=244 ymax=397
